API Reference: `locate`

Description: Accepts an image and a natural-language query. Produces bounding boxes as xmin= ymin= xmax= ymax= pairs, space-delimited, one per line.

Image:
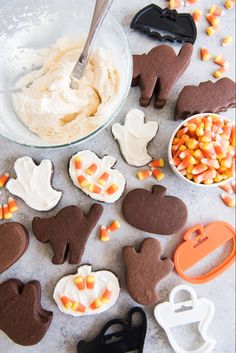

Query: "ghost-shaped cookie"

xmin=112 ymin=109 xmax=158 ymax=167
xmin=6 ymin=157 xmax=62 ymax=211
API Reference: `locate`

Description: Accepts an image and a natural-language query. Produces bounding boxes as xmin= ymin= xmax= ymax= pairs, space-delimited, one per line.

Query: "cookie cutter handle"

xmin=183 ymin=224 xmax=205 ymax=242
xmin=169 ymin=285 xmax=198 ymax=309
xmin=100 ymin=318 xmax=129 ymax=345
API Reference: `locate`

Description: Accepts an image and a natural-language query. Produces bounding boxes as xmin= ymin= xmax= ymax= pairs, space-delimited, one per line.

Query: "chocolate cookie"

xmin=175 ymin=77 xmax=236 ymax=120
xmin=122 ymin=185 xmax=188 ymax=235
xmin=0 ymin=223 xmax=29 ymax=273
xmin=132 ymin=44 xmax=193 ymax=108
xmin=123 ymin=238 xmax=173 ymax=305
xmin=77 ymin=307 xmax=147 ymax=353
xmin=0 ymin=279 xmax=52 ymax=346
xmin=32 ymin=204 xmax=103 ymax=265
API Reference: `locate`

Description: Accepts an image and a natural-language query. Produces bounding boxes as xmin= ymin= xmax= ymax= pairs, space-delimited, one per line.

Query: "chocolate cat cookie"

xmin=0 ymin=279 xmax=52 ymax=346
xmin=132 ymin=44 xmax=193 ymax=108
xmin=122 ymin=185 xmax=188 ymax=235
xmin=32 ymin=204 xmax=103 ymax=265
xmin=123 ymin=238 xmax=173 ymax=305
xmin=175 ymin=77 xmax=236 ymax=120
xmin=0 ymin=223 xmax=29 ymax=273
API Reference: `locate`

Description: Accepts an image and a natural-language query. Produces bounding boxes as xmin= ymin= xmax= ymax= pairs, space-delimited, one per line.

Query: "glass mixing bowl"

xmin=0 ymin=0 xmax=132 ymax=148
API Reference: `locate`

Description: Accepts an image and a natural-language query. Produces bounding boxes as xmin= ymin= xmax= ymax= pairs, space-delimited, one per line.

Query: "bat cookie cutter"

xmin=77 ymin=307 xmax=147 ymax=353
xmin=131 ymin=4 xmax=197 ymax=44
xmin=154 ymin=285 xmax=216 ymax=353
xmin=174 ymin=221 xmax=235 ymax=284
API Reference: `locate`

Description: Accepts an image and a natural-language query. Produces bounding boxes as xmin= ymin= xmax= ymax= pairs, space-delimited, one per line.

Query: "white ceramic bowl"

xmin=0 ymin=0 xmax=132 ymax=148
xmin=168 ymin=113 xmax=234 ymax=188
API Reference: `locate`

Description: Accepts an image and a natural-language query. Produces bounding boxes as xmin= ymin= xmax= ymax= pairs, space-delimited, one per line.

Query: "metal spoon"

xmin=70 ymin=0 xmax=113 ymax=89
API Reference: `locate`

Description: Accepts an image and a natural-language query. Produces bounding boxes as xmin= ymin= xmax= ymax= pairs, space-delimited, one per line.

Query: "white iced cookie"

xmin=53 ymin=265 xmax=120 ymax=317
xmin=69 ymin=150 xmax=125 ymax=203
xmin=112 ymin=109 xmax=158 ymax=167
xmin=6 ymin=156 xmax=62 ymax=211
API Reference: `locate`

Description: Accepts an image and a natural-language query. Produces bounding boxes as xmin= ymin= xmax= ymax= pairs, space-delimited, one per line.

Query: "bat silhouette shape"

xmin=131 ymin=4 xmax=197 ymax=44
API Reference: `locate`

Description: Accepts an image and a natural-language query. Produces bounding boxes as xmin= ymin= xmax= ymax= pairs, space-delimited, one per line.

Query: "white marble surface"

xmin=0 ymin=0 xmax=235 ymax=352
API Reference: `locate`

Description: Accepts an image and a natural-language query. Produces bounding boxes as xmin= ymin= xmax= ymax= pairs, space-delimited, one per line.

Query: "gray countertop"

xmin=0 ymin=0 xmax=235 ymax=352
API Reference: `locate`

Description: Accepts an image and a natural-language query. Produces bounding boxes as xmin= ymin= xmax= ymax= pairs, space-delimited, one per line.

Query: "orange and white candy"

xmin=86 ymin=275 xmax=96 ymax=290
xmin=206 ymin=26 xmax=218 ymax=36
xmin=0 ymin=173 xmax=9 ymax=188
xmin=74 ymin=276 xmax=86 ymax=290
xmin=0 ymin=205 xmax=3 ymax=220
xmin=100 ymin=226 xmax=109 ymax=242
xmin=224 ymin=0 xmax=234 ymax=9
xmin=3 ymin=204 xmax=12 ymax=220
xmin=152 ymin=168 xmax=165 ymax=181
xmin=108 ymin=220 xmax=121 ymax=232
xmin=200 ymin=47 xmax=211 ymax=61
xmin=221 ymin=194 xmax=235 ymax=208
xmin=210 ymin=5 xmax=224 ymax=16
xmin=192 ymin=9 xmax=202 ymax=22
xmin=214 ymin=54 xmax=229 ymax=68
xmin=206 ymin=14 xmax=220 ymax=26
xmin=137 ymin=170 xmax=152 ymax=180
xmin=222 ymin=35 xmax=232 ymax=46
xmin=8 ymin=197 xmax=18 ymax=213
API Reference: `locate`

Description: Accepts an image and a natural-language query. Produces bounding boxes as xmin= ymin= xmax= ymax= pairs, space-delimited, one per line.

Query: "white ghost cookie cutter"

xmin=154 ymin=285 xmax=216 ymax=353
xmin=112 ymin=109 xmax=158 ymax=167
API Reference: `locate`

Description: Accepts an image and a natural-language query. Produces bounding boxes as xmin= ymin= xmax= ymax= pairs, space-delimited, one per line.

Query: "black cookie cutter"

xmin=131 ymin=4 xmax=197 ymax=44
xmin=77 ymin=307 xmax=147 ymax=353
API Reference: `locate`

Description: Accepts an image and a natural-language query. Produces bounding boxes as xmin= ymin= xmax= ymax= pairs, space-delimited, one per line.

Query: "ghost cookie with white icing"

xmin=53 ymin=265 xmax=120 ymax=316
xmin=6 ymin=156 xmax=62 ymax=211
xmin=112 ymin=109 xmax=158 ymax=167
xmin=69 ymin=150 xmax=125 ymax=203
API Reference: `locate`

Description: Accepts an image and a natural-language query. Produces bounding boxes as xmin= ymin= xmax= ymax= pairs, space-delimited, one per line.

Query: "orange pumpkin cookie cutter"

xmin=174 ymin=221 xmax=235 ymax=284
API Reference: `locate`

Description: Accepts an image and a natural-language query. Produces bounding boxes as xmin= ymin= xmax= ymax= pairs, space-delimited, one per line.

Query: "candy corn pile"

xmin=171 ymin=114 xmax=235 ymax=185
xmin=137 ymin=159 xmax=165 ymax=182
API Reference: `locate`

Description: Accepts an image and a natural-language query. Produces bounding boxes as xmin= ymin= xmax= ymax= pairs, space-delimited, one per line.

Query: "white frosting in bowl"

xmin=6 ymin=156 xmax=62 ymax=211
xmin=12 ymin=37 xmax=119 ymax=144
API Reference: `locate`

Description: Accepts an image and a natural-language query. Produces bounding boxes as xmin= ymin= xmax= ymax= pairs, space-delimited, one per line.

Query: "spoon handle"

xmin=71 ymin=0 xmax=113 ymax=85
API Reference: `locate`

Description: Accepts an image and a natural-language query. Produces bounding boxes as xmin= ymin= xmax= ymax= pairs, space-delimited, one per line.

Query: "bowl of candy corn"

xmin=168 ymin=114 xmax=235 ymax=187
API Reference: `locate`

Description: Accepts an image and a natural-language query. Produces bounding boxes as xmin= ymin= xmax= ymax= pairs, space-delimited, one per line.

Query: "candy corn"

xmin=90 ymin=298 xmax=102 ymax=310
xmin=8 ymin=197 xmax=18 ymax=213
xmin=194 ymin=168 xmax=217 ymax=184
xmin=177 ymin=127 xmax=189 ymax=138
xmin=201 ymin=158 xmax=220 ymax=169
xmin=152 ymin=168 xmax=165 ymax=181
xmin=0 ymin=173 xmax=9 ymax=188
xmin=100 ymin=288 xmax=112 ymax=303
xmin=221 ymin=194 xmax=235 ymax=207
xmin=206 ymin=26 xmax=218 ymax=36
xmin=172 ymin=115 xmax=235 ymax=184
xmin=86 ymin=275 xmax=96 ymax=290
xmin=0 ymin=205 xmax=3 ymax=220
xmin=192 ymin=163 xmax=208 ymax=175
xmin=77 ymin=175 xmax=89 ymax=188
xmin=3 ymin=204 xmax=12 ymax=220
xmin=224 ymin=0 xmax=234 ymax=9
xmin=220 ymin=182 xmax=233 ymax=193
xmin=214 ymin=54 xmax=229 ymax=68
xmin=213 ymin=67 xmax=227 ymax=79
xmin=137 ymin=170 xmax=152 ymax=180
xmin=98 ymin=172 xmax=110 ymax=185
xmin=210 ymin=5 xmax=224 ymax=16
xmin=206 ymin=14 xmax=220 ymax=26
xmin=106 ymin=184 xmax=118 ymax=195
xmin=100 ymin=226 xmax=109 ymax=242
xmin=71 ymin=302 xmax=86 ymax=313
xmin=222 ymin=35 xmax=232 ymax=46
xmin=74 ymin=276 xmax=86 ymax=290
xmin=192 ymin=9 xmax=202 ymax=22
xmin=108 ymin=220 xmax=121 ymax=232
xmin=74 ymin=157 xmax=82 ymax=170
xmin=88 ymin=184 xmax=102 ymax=194
xmin=61 ymin=296 xmax=73 ymax=309
xmin=231 ymin=181 xmax=236 ymax=193
xmin=86 ymin=163 xmax=97 ymax=176
xmin=149 ymin=159 xmax=165 ymax=168
xmin=200 ymin=47 xmax=211 ymax=61
xmin=169 ymin=0 xmax=182 ymax=10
